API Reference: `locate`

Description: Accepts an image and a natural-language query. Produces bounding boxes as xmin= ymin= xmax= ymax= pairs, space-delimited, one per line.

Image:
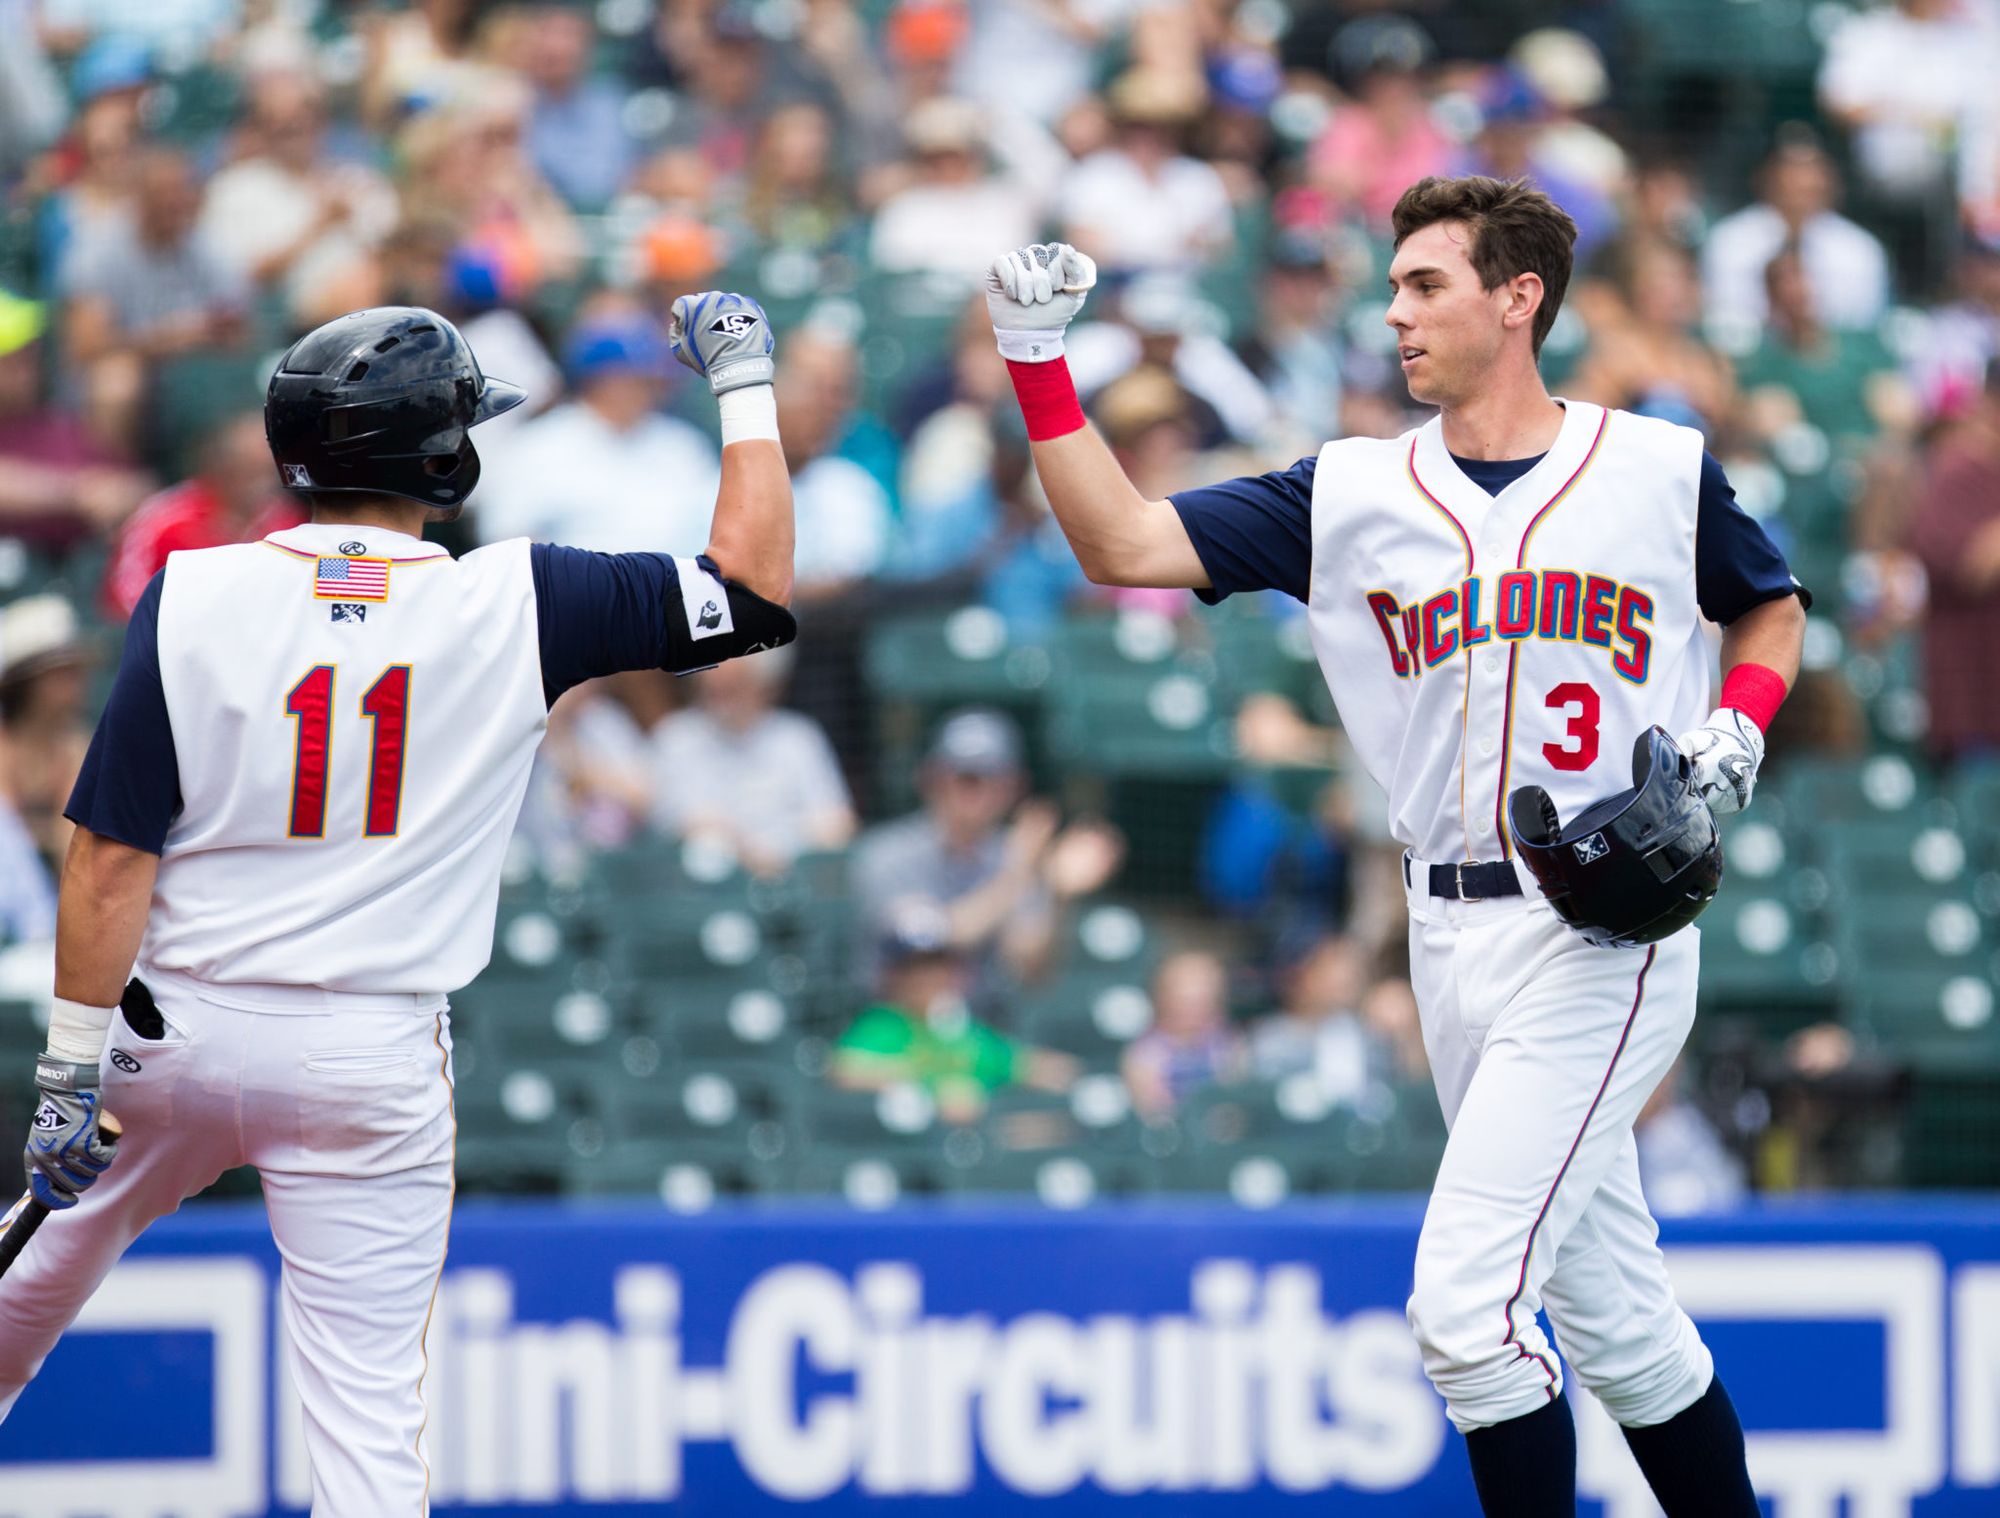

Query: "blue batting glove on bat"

xmin=668 ymin=291 xmax=776 ymax=396
xmin=24 ymin=1058 xmax=118 ymax=1208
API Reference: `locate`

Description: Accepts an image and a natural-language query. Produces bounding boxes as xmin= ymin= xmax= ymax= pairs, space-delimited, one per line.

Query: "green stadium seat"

xmin=943 ymin=1144 xmax=1146 ymax=1205
xmin=1044 ymin=666 xmax=1235 ymax=780
xmin=1175 ymin=1078 xmax=1439 ymax=1194
xmin=864 ymin=607 xmax=1055 ymax=705
xmin=562 ymin=1140 xmax=785 ymax=1203
xmin=486 ymin=879 xmax=613 ymax=981
xmin=1019 ymin=979 xmax=1153 ymax=1069
xmin=1772 ymin=753 xmax=1943 ymax=829
xmin=449 ymin=1050 xmax=594 ymax=1193
xmin=637 ymin=979 xmax=800 ymax=1065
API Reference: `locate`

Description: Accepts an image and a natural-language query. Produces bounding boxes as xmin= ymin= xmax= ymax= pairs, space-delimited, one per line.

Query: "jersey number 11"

xmin=285 ymin=664 xmax=411 ymax=839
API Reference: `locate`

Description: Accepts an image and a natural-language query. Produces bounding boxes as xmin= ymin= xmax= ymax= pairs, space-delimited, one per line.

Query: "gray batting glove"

xmin=985 ymin=242 xmax=1097 ymax=362
xmin=24 ymin=1057 xmax=117 ymax=1209
xmin=668 ymin=291 xmax=775 ymax=396
xmin=1676 ymin=707 xmax=1765 ymax=816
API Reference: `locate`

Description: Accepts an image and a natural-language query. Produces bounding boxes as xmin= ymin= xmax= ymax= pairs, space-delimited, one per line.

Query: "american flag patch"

xmin=313 ymin=555 xmax=390 ymax=602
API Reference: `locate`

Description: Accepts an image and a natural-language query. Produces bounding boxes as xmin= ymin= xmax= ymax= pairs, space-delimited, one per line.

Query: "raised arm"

xmin=984 ymin=244 xmax=1210 ymax=589
xmin=669 ymin=291 xmax=795 ymax=607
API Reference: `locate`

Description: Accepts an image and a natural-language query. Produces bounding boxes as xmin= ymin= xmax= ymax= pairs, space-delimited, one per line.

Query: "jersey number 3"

xmin=1542 ymin=680 xmax=1600 ymax=772
xmin=286 ymin=664 xmax=411 ymax=838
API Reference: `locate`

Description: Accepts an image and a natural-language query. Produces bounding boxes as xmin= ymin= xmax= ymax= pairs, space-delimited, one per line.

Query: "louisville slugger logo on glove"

xmin=1677 ymin=707 xmax=1765 ymax=816
xmin=23 ymin=1071 xmax=118 ymax=1209
xmin=669 ymin=292 xmax=775 ymax=396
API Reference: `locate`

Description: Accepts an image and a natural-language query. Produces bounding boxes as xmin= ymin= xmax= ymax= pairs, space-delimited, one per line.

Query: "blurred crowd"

xmin=5 ymin=0 xmax=2000 ymax=1204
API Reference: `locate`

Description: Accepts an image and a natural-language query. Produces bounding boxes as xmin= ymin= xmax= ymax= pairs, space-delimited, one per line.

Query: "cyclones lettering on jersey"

xmin=1365 ymin=569 xmax=1654 ymax=684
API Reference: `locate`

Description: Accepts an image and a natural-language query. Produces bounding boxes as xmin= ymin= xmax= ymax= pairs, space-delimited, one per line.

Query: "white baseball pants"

xmin=1402 ymin=860 xmax=1713 ymax=1433
xmin=0 ymin=965 xmax=456 ymax=1515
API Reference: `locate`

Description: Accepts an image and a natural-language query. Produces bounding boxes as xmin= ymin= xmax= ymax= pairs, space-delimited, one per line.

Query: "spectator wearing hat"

xmin=647 ymin=645 xmax=855 ymax=876
xmin=1308 ymin=16 xmax=1452 ymax=230
xmin=35 ymin=39 xmax=150 ymax=301
xmin=1059 ymin=68 xmax=1233 ymax=277
xmin=62 ymin=146 xmax=250 ymax=459
xmin=869 ymin=97 xmax=1046 ymax=279
xmin=100 ymin=411 xmax=302 ymax=621
xmin=1912 ymin=359 xmax=2000 ymax=767
xmin=521 ymin=2 xmax=634 ymax=211
xmin=474 ymin=308 xmax=718 ymax=552
xmin=0 ymin=595 xmax=92 ymax=940
xmin=1701 ymin=133 xmax=1891 ymax=341
xmin=198 ymin=68 xmax=399 ymax=330
xmin=849 ymin=709 xmax=1124 ymax=1001
xmin=832 ymin=899 xmax=1078 ymax=1124
xmin=0 ymin=289 xmax=150 ymax=547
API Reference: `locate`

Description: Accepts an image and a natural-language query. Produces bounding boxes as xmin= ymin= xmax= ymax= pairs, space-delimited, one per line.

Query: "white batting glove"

xmin=1676 ymin=708 xmax=1765 ymax=816
xmin=985 ymin=242 xmax=1097 ymax=363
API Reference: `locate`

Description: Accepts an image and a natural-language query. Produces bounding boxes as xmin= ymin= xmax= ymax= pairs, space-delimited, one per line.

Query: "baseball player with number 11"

xmin=0 ymin=290 xmax=793 ymax=1513
xmin=988 ymin=176 xmax=1807 ymax=1515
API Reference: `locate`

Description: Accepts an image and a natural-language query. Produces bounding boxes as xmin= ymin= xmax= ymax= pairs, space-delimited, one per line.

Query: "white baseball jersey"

xmin=1169 ymin=399 xmax=1803 ymax=1442
xmin=64 ymin=521 xmax=740 ymax=994
xmin=1172 ymin=401 xmax=1798 ymax=862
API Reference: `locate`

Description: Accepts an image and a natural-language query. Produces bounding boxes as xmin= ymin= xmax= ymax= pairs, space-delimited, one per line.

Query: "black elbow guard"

xmin=662 ymin=554 xmax=798 ymax=674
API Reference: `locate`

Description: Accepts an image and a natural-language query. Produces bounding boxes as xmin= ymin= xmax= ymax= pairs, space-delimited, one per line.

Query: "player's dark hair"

xmin=1391 ymin=175 xmax=1577 ymax=357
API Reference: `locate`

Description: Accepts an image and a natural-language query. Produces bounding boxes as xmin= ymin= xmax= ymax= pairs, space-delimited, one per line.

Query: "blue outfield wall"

xmin=3 ymin=1198 xmax=2000 ymax=1516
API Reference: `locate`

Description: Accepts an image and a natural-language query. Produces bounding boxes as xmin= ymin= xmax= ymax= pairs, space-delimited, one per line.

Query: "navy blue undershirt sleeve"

xmin=1695 ymin=451 xmax=1811 ymax=622
xmin=65 ymin=572 xmax=181 ymax=854
xmin=529 ymin=542 xmax=685 ymax=706
xmin=1168 ymin=456 xmax=1316 ymax=604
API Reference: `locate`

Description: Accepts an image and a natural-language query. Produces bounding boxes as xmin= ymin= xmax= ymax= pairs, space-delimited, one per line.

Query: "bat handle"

xmin=0 ymin=1200 xmax=50 ymax=1276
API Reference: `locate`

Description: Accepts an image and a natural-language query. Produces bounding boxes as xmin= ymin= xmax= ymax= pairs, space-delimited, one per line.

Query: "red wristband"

xmin=1720 ymin=662 xmax=1787 ymax=732
xmin=1006 ymin=356 xmax=1087 ymax=442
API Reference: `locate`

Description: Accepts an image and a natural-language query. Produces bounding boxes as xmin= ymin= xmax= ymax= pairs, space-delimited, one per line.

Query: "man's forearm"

xmin=703 ymin=435 xmax=795 ymax=607
xmin=1026 ymin=426 xmax=1206 ymax=588
xmin=54 ymin=827 xmax=158 ymax=1012
xmin=1719 ymin=593 xmax=1806 ymax=689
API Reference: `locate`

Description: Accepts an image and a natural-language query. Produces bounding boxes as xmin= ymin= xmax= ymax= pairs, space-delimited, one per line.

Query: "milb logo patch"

xmin=1573 ymin=832 xmax=1610 ymax=864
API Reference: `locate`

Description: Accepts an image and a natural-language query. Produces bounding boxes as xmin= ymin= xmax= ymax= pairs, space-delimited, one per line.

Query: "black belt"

xmin=1406 ymin=856 xmax=1524 ymax=900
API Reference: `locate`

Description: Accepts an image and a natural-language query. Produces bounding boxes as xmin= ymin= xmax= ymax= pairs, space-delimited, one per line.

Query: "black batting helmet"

xmin=1507 ymin=727 xmax=1723 ymax=950
xmin=265 ymin=307 xmax=526 ymax=509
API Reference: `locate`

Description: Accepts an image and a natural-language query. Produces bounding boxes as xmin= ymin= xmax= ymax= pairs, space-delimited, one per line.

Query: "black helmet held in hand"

xmin=265 ymin=306 xmax=527 ymax=509
xmin=1508 ymin=726 xmax=1724 ymax=950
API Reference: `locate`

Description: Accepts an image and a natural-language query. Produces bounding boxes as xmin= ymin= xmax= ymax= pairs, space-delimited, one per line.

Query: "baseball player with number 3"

xmin=988 ymin=178 xmax=1806 ymax=1515
xmin=0 ymin=290 xmax=794 ymax=1512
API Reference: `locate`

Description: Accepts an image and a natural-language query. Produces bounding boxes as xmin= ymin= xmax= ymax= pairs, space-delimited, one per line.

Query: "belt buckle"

xmin=1454 ymin=862 xmax=1469 ymax=899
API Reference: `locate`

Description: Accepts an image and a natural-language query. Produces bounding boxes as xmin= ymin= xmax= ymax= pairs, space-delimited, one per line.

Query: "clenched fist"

xmin=985 ymin=243 xmax=1097 ymax=363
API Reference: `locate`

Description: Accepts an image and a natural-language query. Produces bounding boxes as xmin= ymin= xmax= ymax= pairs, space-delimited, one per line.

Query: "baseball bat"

xmin=0 ymin=1111 xmax=122 ymax=1280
